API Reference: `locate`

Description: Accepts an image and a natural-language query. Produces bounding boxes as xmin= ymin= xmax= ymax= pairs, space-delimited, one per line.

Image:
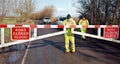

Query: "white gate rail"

xmin=73 ymin=25 xmax=120 ymax=43
xmin=0 ymin=31 xmax=64 ymax=48
xmin=73 ymin=31 xmax=120 ymax=43
xmin=0 ymin=24 xmax=120 ymax=48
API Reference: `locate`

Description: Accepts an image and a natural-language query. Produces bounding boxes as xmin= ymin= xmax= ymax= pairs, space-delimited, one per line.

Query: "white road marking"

xmin=21 ymin=32 xmax=34 ymax=64
xmin=21 ymin=42 xmax=31 ymax=64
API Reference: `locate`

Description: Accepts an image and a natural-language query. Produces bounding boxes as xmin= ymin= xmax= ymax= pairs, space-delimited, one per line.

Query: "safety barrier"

xmin=0 ymin=24 xmax=120 ymax=48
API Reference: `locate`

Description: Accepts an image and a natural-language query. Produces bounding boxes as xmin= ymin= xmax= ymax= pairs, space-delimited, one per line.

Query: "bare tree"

xmin=112 ymin=0 xmax=120 ymax=24
xmin=0 ymin=0 xmax=11 ymax=22
xmin=37 ymin=6 xmax=55 ymax=20
xmin=76 ymin=0 xmax=120 ymax=25
xmin=12 ymin=0 xmax=35 ymax=23
xmin=0 ymin=0 xmax=35 ymax=23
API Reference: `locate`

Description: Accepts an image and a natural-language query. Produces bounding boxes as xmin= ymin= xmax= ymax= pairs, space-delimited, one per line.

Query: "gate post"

xmin=98 ymin=28 xmax=101 ymax=37
xmin=1 ymin=28 xmax=5 ymax=45
xmin=34 ymin=28 xmax=37 ymax=38
xmin=63 ymin=26 xmax=66 ymax=33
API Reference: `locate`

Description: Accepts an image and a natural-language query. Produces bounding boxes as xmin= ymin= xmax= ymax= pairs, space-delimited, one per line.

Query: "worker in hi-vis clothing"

xmin=79 ymin=16 xmax=89 ymax=39
xmin=63 ymin=14 xmax=76 ymax=54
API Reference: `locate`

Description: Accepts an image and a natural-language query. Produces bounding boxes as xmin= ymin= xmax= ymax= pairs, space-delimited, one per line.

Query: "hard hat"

xmin=66 ymin=14 xmax=71 ymax=19
xmin=82 ymin=15 xmax=86 ymax=18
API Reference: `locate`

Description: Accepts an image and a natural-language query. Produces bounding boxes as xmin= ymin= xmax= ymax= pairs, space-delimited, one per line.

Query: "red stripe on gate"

xmin=70 ymin=25 xmax=76 ymax=28
xmin=118 ymin=25 xmax=120 ymax=28
xmin=95 ymin=25 xmax=100 ymax=28
xmin=58 ymin=25 xmax=64 ymax=28
xmin=82 ymin=25 xmax=88 ymax=28
xmin=106 ymin=25 xmax=112 ymax=27
xmin=15 ymin=24 xmax=23 ymax=27
xmin=44 ymin=25 xmax=51 ymax=28
xmin=30 ymin=24 xmax=37 ymax=28
xmin=0 ymin=24 xmax=7 ymax=28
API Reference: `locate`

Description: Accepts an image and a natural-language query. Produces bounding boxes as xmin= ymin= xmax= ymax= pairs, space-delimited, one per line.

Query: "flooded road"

xmin=0 ymin=44 xmax=27 ymax=64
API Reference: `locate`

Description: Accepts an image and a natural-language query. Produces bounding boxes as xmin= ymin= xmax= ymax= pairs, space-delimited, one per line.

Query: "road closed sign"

xmin=11 ymin=27 xmax=30 ymax=40
xmin=104 ymin=27 xmax=119 ymax=38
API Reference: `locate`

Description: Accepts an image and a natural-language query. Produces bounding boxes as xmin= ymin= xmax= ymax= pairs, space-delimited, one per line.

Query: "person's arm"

xmin=73 ymin=20 xmax=76 ymax=25
xmin=86 ymin=20 xmax=89 ymax=25
xmin=62 ymin=19 xmax=66 ymax=25
xmin=70 ymin=18 xmax=76 ymax=25
xmin=79 ymin=19 xmax=82 ymax=25
xmin=70 ymin=19 xmax=76 ymax=31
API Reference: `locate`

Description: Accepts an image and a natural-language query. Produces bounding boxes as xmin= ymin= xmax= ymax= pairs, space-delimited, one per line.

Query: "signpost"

xmin=11 ymin=27 xmax=30 ymax=40
xmin=104 ymin=27 xmax=119 ymax=38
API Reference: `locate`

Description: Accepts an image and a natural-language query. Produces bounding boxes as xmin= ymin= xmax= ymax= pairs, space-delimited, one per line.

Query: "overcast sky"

xmin=34 ymin=0 xmax=80 ymax=17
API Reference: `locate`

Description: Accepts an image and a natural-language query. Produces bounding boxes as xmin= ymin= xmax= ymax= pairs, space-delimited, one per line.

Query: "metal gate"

xmin=0 ymin=24 xmax=120 ymax=48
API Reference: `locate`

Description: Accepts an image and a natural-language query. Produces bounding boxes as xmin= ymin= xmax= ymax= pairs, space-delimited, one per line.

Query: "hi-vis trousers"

xmin=65 ymin=34 xmax=75 ymax=52
xmin=81 ymin=28 xmax=86 ymax=39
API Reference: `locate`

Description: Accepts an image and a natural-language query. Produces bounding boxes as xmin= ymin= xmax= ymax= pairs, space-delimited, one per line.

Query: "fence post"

xmin=1 ymin=28 xmax=5 ymax=45
xmin=98 ymin=28 xmax=101 ymax=37
xmin=34 ymin=28 xmax=37 ymax=38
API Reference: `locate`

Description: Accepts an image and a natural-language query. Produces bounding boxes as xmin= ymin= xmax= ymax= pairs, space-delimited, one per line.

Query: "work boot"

xmin=71 ymin=52 xmax=75 ymax=55
xmin=65 ymin=52 xmax=69 ymax=54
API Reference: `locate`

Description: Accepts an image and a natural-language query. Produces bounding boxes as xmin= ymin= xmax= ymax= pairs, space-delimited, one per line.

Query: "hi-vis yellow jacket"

xmin=79 ymin=19 xmax=89 ymax=25
xmin=63 ymin=18 xmax=76 ymax=35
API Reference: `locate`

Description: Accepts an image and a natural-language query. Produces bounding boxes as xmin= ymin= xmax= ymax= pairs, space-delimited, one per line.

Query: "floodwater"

xmin=8 ymin=44 xmax=26 ymax=64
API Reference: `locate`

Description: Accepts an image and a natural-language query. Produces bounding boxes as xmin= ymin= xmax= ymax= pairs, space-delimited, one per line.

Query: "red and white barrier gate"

xmin=0 ymin=24 xmax=120 ymax=48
